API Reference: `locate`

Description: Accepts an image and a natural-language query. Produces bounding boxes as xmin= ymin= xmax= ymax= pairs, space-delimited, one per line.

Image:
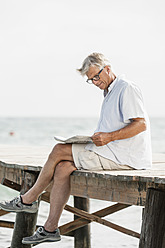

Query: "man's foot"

xmin=0 ymin=195 xmax=38 ymax=213
xmin=22 ymin=226 xmax=61 ymax=245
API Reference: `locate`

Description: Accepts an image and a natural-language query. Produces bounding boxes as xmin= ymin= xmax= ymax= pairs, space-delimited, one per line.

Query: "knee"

xmin=55 ymin=161 xmax=76 ymax=179
xmin=49 ymin=143 xmax=64 ymax=160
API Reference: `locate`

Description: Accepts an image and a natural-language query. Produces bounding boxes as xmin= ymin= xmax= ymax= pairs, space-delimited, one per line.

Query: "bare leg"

xmin=44 ymin=161 xmax=76 ymax=232
xmin=22 ymin=143 xmax=74 ymax=204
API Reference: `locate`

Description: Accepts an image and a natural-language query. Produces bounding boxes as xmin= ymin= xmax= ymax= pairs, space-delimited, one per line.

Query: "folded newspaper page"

xmin=54 ymin=135 xmax=93 ymax=144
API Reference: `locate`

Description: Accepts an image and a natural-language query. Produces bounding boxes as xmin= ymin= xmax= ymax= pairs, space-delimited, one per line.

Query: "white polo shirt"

xmin=85 ymin=76 xmax=152 ymax=169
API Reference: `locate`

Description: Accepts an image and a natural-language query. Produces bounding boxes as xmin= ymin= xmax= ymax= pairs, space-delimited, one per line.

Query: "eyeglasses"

xmin=86 ymin=67 xmax=104 ymax=84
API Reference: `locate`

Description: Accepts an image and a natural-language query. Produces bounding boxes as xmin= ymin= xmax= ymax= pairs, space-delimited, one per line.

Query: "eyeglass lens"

xmin=86 ymin=68 xmax=103 ymax=84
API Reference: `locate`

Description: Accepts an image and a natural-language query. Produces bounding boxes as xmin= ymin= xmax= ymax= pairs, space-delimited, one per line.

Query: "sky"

xmin=0 ymin=0 xmax=165 ymax=118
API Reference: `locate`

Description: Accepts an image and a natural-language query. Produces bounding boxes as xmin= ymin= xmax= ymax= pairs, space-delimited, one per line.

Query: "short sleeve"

xmin=120 ymin=83 xmax=145 ymax=123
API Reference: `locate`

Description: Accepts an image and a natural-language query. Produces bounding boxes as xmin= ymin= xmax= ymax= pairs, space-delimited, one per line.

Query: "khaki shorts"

xmin=72 ymin=144 xmax=134 ymax=171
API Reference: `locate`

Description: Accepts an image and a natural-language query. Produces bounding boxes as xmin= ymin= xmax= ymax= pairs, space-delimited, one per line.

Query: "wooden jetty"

xmin=0 ymin=145 xmax=165 ymax=248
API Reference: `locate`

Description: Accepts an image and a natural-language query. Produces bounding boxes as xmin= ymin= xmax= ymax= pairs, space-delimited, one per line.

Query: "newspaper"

xmin=54 ymin=135 xmax=93 ymax=144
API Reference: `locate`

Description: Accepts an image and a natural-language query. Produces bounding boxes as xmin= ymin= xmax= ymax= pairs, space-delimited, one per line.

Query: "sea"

xmin=0 ymin=117 xmax=165 ymax=248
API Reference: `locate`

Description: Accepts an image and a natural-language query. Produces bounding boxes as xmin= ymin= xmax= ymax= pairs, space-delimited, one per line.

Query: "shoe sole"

xmin=22 ymin=237 xmax=61 ymax=245
xmin=0 ymin=206 xmax=38 ymax=213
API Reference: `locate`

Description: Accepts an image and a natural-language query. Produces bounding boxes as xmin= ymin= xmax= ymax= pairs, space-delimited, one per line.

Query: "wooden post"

xmin=74 ymin=196 xmax=91 ymax=248
xmin=139 ymin=188 xmax=165 ymax=248
xmin=11 ymin=172 xmax=39 ymax=248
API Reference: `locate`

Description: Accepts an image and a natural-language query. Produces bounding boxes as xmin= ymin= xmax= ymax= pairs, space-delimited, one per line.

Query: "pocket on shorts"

xmin=78 ymin=150 xmax=102 ymax=170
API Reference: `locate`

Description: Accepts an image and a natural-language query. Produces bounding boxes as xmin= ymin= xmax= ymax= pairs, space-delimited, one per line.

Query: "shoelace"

xmin=38 ymin=227 xmax=44 ymax=234
xmin=4 ymin=196 xmax=20 ymax=204
xmin=14 ymin=197 xmax=20 ymax=204
xmin=38 ymin=227 xmax=48 ymax=235
xmin=35 ymin=227 xmax=47 ymax=237
xmin=35 ymin=231 xmax=44 ymax=238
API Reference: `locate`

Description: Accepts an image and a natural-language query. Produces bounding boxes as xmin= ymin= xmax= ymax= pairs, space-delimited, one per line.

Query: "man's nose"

xmin=93 ymin=79 xmax=100 ymax=86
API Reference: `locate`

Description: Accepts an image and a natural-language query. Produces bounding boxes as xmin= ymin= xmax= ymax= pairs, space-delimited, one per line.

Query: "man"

xmin=0 ymin=53 xmax=152 ymax=245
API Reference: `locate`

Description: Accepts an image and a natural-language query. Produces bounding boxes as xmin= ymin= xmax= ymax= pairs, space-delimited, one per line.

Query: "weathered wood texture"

xmin=40 ymin=191 xmax=136 ymax=237
xmin=0 ymin=219 xmax=14 ymax=229
xmin=74 ymin=196 xmax=91 ymax=248
xmin=65 ymin=200 xmax=140 ymax=239
xmin=0 ymin=209 xmax=9 ymax=217
xmin=1 ymin=160 xmax=165 ymax=207
xmin=10 ymin=172 xmax=39 ymax=248
xmin=139 ymin=188 xmax=165 ymax=248
xmin=1 ymin=179 xmax=139 ymax=239
xmin=70 ymin=171 xmax=165 ymax=206
xmin=59 ymin=203 xmax=130 ymax=235
xmin=1 ymin=147 xmax=165 ymax=247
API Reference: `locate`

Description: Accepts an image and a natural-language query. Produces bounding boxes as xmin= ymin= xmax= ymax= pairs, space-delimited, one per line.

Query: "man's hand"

xmin=91 ymin=118 xmax=147 ymax=147
xmin=91 ymin=132 xmax=112 ymax=146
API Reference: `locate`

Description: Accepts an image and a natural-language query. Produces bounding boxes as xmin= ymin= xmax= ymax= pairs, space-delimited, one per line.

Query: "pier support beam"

xmin=74 ymin=196 xmax=91 ymax=248
xmin=139 ymin=188 xmax=165 ymax=248
xmin=11 ymin=172 xmax=39 ymax=248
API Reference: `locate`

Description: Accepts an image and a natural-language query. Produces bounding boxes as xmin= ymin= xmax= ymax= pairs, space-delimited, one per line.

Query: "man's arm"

xmin=91 ymin=118 xmax=147 ymax=146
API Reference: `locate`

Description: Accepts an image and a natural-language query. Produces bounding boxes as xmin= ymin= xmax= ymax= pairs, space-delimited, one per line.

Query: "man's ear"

xmin=105 ymin=65 xmax=111 ymax=74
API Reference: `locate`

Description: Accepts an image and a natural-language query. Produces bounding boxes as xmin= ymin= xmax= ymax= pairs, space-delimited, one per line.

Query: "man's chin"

xmin=97 ymin=82 xmax=102 ymax=88
xmin=98 ymin=84 xmax=105 ymax=90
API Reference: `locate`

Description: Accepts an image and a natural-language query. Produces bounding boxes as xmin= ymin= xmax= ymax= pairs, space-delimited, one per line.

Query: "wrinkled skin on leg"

xmin=44 ymin=161 xmax=77 ymax=231
xmin=22 ymin=143 xmax=75 ymax=204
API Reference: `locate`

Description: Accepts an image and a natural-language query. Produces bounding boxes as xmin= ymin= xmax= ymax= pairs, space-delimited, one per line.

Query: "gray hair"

xmin=77 ymin=52 xmax=111 ymax=76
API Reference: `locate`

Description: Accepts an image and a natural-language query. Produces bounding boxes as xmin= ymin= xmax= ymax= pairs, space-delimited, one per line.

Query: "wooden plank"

xmin=0 ymin=160 xmax=41 ymax=173
xmin=0 ymin=148 xmax=165 ymax=247
xmin=0 ymin=220 xmax=42 ymax=231
xmin=70 ymin=174 xmax=152 ymax=206
xmin=152 ymin=153 xmax=165 ymax=163
xmin=0 ymin=209 xmax=9 ymax=217
xmin=74 ymin=196 xmax=91 ymax=248
xmin=0 ymin=220 xmax=14 ymax=229
xmin=0 ymin=145 xmax=164 ymax=166
xmin=10 ymin=172 xmax=39 ymax=248
xmin=64 ymin=202 xmax=140 ymax=239
xmin=1 ymin=167 xmax=164 ymax=207
xmin=1 ymin=179 xmax=137 ymax=239
xmin=1 ymin=177 xmax=21 ymax=191
xmin=1 ymin=164 xmax=165 ymax=207
xmin=59 ymin=203 xmax=130 ymax=235
xmin=50 ymin=174 xmax=144 ymax=206
xmin=139 ymin=188 xmax=165 ymax=248
xmin=71 ymin=169 xmax=165 ymax=185
xmin=1 ymin=149 xmax=165 ymax=184
xmin=0 ymin=163 xmax=25 ymax=186
xmin=40 ymin=192 xmax=138 ymax=238
xmin=0 ymin=145 xmax=50 ymax=166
